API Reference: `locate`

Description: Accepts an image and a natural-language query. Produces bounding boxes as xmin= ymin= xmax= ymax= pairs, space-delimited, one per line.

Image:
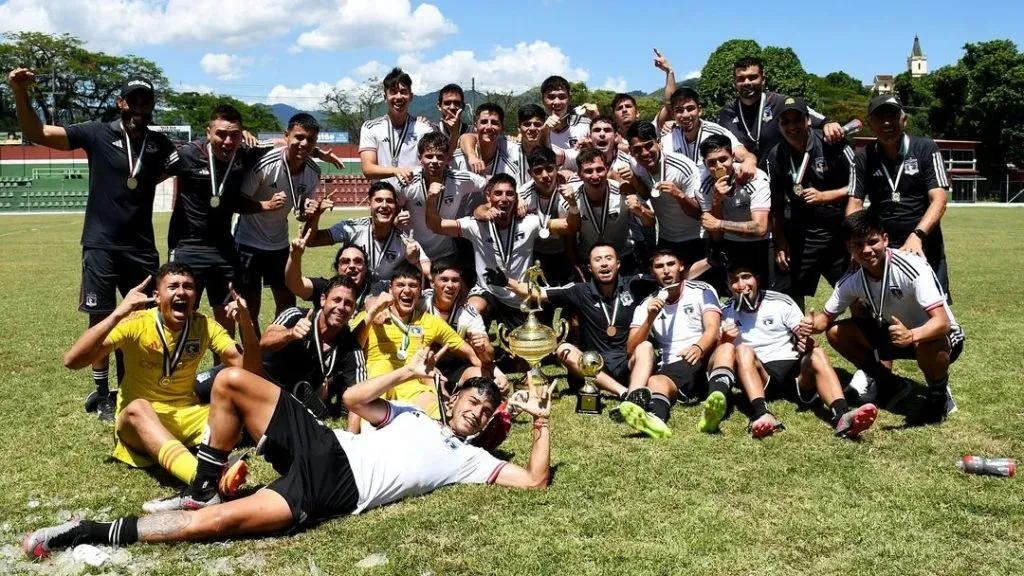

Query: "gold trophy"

xmin=575 ymin=351 xmax=604 ymax=414
xmin=496 ymin=262 xmax=568 ymax=396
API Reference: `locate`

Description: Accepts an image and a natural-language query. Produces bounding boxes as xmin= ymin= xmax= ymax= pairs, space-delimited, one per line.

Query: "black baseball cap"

xmin=779 ymin=96 xmax=808 ymax=117
xmin=121 ymin=76 xmax=155 ymax=99
xmin=868 ymin=94 xmax=904 ymax=116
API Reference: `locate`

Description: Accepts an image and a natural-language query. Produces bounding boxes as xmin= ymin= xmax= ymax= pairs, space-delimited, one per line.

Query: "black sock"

xmin=650 ymin=393 xmax=671 ymax=423
xmin=751 ymin=397 xmax=769 ymax=419
xmin=707 ymin=367 xmax=734 ymax=397
xmin=829 ymin=398 xmax=850 ymax=425
xmin=92 ymin=368 xmax=109 ymax=396
xmin=926 ymin=375 xmax=949 ymax=395
xmin=191 ymin=444 xmax=231 ymax=498
xmin=50 ymin=518 xmax=139 ymax=549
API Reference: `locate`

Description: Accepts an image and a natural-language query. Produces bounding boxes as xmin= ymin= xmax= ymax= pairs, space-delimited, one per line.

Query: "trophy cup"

xmin=575 ymin=351 xmax=604 ymax=415
xmin=496 ymin=262 xmax=569 ymax=396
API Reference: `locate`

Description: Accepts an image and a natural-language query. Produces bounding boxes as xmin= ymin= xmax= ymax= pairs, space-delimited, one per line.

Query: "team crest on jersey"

xmin=903 ymin=158 xmax=919 ymax=176
xmin=608 ymin=211 xmax=619 ymax=221
xmin=443 ymin=195 xmax=454 ymax=205
xmin=620 ymin=292 xmax=634 ymax=306
xmin=297 ymin=184 xmax=308 ymax=195
xmin=763 ymin=317 xmax=774 ymax=326
xmin=569 ymin=138 xmax=579 ymax=148
xmin=384 ymin=250 xmax=398 ymax=262
xmin=762 ymin=108 xmax=773 ymax=122
xmin=85 ymin=293 xmax=98 ymax=308
xmin=184 ymin=339 xmax=202 ymax=358
xmin=813 ymin=157 xmax=826 ymax=175
xmin=683 ymin=304 xmax=694 ymax=315
xmin=889 ymin=286 xmax=904 ymax=299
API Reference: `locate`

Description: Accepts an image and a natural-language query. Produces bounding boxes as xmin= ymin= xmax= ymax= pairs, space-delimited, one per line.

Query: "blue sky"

xmin=2 ymin=0 xmax=1022 ymax=107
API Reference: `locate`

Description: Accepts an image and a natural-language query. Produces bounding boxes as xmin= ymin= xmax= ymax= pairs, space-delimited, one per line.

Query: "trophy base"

xmin=576 ymin=391 xmax=602 ymax=415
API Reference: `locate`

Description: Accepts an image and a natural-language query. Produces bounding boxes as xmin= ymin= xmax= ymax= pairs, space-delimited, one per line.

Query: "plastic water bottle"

xmin=841 ymin=119 xmax=863 ymax=137
xmin=955 ymin=455 xmax=1016 ymax=477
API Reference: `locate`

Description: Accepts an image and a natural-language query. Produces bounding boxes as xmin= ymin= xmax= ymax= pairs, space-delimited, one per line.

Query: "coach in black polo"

xmin=766 ymin=97 xmax=855 ymax=310
xmin=9 ymin=68 xmax=176 ymax=421
xmin=849 ymin=95 xmax=953 ymax=299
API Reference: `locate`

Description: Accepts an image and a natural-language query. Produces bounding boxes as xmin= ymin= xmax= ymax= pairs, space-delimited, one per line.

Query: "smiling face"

xmin=519 ymin=116 xmax=545 ymax=144
xmin=118 ymin=91 xmax=155 ymax=130
xmin=319 ymin=285 xmax=356 ymax=330
xmin=207 ymin=118 xmax=242 ymax=161
xmin=385 ymin=83 xmax=412 ymax=117
xmin=628 ymin=136 xmax=660 ymax=170
xmin=476 ymin=111 xmax=503 ymax=145
xmin=650 ymin=254 xmax=681 ymax=287
xmin=156 ymin=273 xmax=195 ymax=328
xmin=437 ymin=89 xmax=463 ymax=120
xmin=369 ymin=189 xmax=397 ymax=226
xmin=487 ymin=182 xmax=518 ymax=222
xmin=734 ymin=65 xmax=764 ymax=100
xmin=335 ymin=247 xmax=367 ymax=286
xmin=432 ymin=268 xmax=463 ymax=307
xmin=448 ymin=388 xmax=498 ymax=437
xmin=579 ymin=156 xmax=608 ymax=189
xmin=727 ymin=269 xmax=759 ymax=300
xmin=588 ymin=245 xmax=620 ymax=285
xmin=390 ymin=275 xmax=422 ymax=317
xmin=867 ymin=107 xmax=906 ymax=146
xmin=778 ymin=110 xmax=810 ymax=146
xmin=285 ymin=124 xmax=318 ymax=164
xmin=543 ymin=88 xmax=570 ymax=116
xmin=848 ymin=230 xmax=889 ymax=274
xmin=529 ymin=161 xmax=558 ymax=193
xmin=672 ymin=98 xmax=701 ymax=132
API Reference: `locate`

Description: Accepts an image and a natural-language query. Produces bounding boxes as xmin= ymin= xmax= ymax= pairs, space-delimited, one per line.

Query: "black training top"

xmin=766 ymin=129 xmax=855 ymax=231
xmin=261 ymin=306 xmax=365 ymax=392
xmin=166 ymin=138 xmax=273 ymax=253
xmin=65 ymin=120 xmax=176 ymax=251
xmin=718 ymin=92 xmax=826 ymax=162
xmin=545 ymin=274 xmax=659 ymax=356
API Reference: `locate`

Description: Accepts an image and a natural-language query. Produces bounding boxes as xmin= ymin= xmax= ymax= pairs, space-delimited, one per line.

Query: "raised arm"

xmin=260 ymin=308 xmax=313 ymax=353
xmin=425 ymin=181 xmax=463 ymax=237
xmin=627 ymin=297 xmax=663 ymax=356
xmin=8 ymin=69 xmax=70 ymax=151
xmin=653 ymin=49 xmax=675 ymax=130
xmin=218 ymin=291 xmax=262 ymax=375
xmin=284 ymin=231 xmax=316 ymax=300
xmin=494 ymin=384 xmax=553 ymax=489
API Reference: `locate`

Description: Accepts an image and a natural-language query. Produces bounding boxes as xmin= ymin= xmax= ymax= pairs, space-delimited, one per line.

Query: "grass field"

xmin=0 ymin=208 xmax=1022 ymax=575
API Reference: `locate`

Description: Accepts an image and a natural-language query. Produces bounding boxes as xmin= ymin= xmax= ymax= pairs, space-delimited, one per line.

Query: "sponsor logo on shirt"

xmin=85 ymin=293 xmax=98 ymax=308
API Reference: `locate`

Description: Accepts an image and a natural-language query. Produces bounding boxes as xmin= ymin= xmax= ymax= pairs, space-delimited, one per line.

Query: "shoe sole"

xmin=22 ymin=532 xmax=47 ymax=559
xmin=618 ymin=402 xmax=672 ymax=439
xmin=697 ymin=391 xmax=726 ymax=433
xmin=751 ymin=417 xmax=782 ymax=439
xmin=836 ymin=404 xmax=878 ymax=438
xmin=219 ymin=457 xmax=249 ymax=497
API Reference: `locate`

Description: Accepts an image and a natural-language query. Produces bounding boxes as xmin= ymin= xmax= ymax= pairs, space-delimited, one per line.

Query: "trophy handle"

xmin=495 ymin=322 xmax=512 ymax=355
xmin=552 ymin=307 xmax=570 ymax=345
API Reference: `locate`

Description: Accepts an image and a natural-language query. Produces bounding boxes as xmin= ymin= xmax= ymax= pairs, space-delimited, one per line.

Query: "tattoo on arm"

xmin=721 ymin=220 xmax=760 ymax=235
xmin=139 ymin=512 xmax=194 ymax=541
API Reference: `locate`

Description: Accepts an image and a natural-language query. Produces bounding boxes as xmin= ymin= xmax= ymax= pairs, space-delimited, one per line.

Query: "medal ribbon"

xmin=154 ymin=309 xmax=191 ymax=382
xmin=367 ymin=226 xmax=397 ymax=272
xmin=538 ymin=187 xmax=560 ymax=232
xmin=389 ymin=118 xmax=413 ymax=166
xmin=580 ymin=185 xmax=610 ymax=239
xmin=859 ymin=250 xmax=892 ymax=324
xmin=207 ymin=143 xmax=237 ymax=202
xmin=879 ymin=135 xmax=910 ymax=201
xmin=123 ymin=123 xmax=149 ymax=183
xmin=282 ymin=151 xmax=303 ymax=214
xmin=487 ymin=216 xmax=518 ymax=271
xmin=738 ymin=93 xmax=766 ymax=146
xmin=599 ymin=290 xmax=621 ymax=331
xmin=312 ymin=310 xmax=338 ymax=377
xmin=788 ymin=150 xmax=810 ymax=186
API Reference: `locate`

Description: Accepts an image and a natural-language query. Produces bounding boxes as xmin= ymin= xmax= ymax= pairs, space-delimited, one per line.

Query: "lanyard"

xmin=153 ymin=309 xmax=191 ymax=383
xmin=207 ymin=143 xmax=237 ymax=202
xmin=538 ymin=188 xmax=560 ymax=229
xmin=599 ymin=290 xmax=621 ymax=329
xmin=678 ymin=122 xmax=703 ymax=163
xmin=311 ymin=310 xmax=338 ymax=377
xmin=738 ymin=93 xmax=766 ymax=147
xmin=388 ymin=311 xmax=422 ymax=359
xmin=389 ymin=118 xmax=412 ymax=167
xmin=424 ymin=176 xmax=450 ymax=211
xmin=788 ymin=149 xmax=810 ymax=186
xmin=580 ymin=185 xmax=610 ymax=238
xmin=123 ymin=123 xmax=149 ymax=182
xmin=477 ymin=143 xmax=502 ymax=177
xmin=367 ymin=226 xmax=397 ymax=272
xmin=860 ymin=251 xmax=892 ymax=324
xmin=282 ymin=152 xmax=302 ymax=215
xmin=487 ymin=217 xmax=518 ymax=271
xmin=879 ymin=135 xmax=910 ymax=202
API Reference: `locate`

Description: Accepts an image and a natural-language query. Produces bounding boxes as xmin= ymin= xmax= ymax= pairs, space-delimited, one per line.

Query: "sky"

xmin=1 ymin=0 xmax=1022 ymax=109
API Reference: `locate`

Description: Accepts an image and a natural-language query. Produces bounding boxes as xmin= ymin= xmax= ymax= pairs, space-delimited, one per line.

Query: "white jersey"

xmin=549 ymin=114 xmax=591 ymax=150
xmin=697 ymin=169 xmax=771 ymax=242
xmin=359 ymin=115 xmax=435 ymax=169
xmin=632 ymin=151 xmax=702 ymax=242
xmin=236 ymin=147 xmax=320 ymax=250
xmin=661 ymin=119 xmax=740 ymax=174
xmin=572 ymin=179 xmax=633 ymax=257
xmin=452 ymin=137 xmax=526 ymax=188
xmin=334 ymin=402 xmax=505 ymax=514
xmin=458 ymin=214 xmax=542 ymax=308
xmin=631 ymin=280 xmax=721 ymax=368
xmin=419 ymin=289 xmax=488 ymax=335
xmin=517 ymin=181 xmax=571 ymax=255
xmin=326 ymin=217 xmax=427 ymax=282
xmin=396 ymin=168 xmax=487 ymax=260
xmin=824 ymin=250 xmax=963 ymax=338
xmin=721 ymin=290 xmax=802 ymax=363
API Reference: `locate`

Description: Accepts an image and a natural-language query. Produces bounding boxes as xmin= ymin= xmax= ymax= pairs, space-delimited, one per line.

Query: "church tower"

xmin=908 ymin=35 xmax=928 ymax=77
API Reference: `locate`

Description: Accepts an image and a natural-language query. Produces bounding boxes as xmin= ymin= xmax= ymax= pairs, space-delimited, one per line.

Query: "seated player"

xmin=426 ymin=173 xmax=579 ymax=329
xmin=352 ymin=262 xmax=480 ymax=425
xmin=286 ymin=235 xmax=371 ymax=312
xmin=809 ymin=210 xmax=964 ymax=423
xmin=619 ymin=250 xmax=722 ymax=438
xmin=493 ymin=243 xmax=659 ymax=408
xmin=23 ymin=353 xmax=553 ymax=558
xmin=303 ymin=180 xmax=430 ymax=289
xmin=707 ymin=259 xmax=878 ymax=439
xmin=61 ymin=263 xmax=259 ymax=495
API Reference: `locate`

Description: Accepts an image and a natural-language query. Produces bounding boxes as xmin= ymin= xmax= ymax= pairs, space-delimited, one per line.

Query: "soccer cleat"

xmin=23 ymin=520 xmax=80 ymax=559
xmin=834 ymin=403 xmax=878 ymax=438
xmin=218 ymin=452 xmax=249 ymax=498
xmin=617 ymin=401 xmax=672 ymax=439
xmin=95 ymin=396 xmax=115 ymax=423
xmin=84 ymin=389 xmax=101 ymax=413
xmin=609 ymin=388 xmax=651 ymax=423
xmin=920 ymin=388 xmax=949 ymax=424
xmin=945 ymin=385 xmax=959 ymax=415
xmin=750 ymin=413 xmax=783 ymax=439
xmin=142 ymin=490 xmax=222 ymax=514
xmin=697 ymin=391 xmax=727 ymax=433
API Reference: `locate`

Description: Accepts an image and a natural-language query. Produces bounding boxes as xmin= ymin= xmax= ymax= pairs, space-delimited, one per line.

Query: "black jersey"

xmin=545 ymin=274 xmax=659 ymax=354
xmin=718 ymin=92 xmax=826 ymax=162
xmin=261 ymin=307 xmax=366 ymax=392
xmin=766 ymin=129 xmax=855 ymax=230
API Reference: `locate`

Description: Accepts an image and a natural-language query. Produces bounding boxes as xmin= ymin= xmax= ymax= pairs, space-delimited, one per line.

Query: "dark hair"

xmin=725 ymin=257 xmax=758 ymax=279
xmin=518 ymin=104 xmax=546 ymax=124
xmin=431 ymin=257 xmax=464 ymax=279
xmin=590 ymin=115 xmax=616 ymax=131
xmin=841 ymin=210 xmax=884 ymax=242
xmin=733 ymin=56 xmax=764 ymax=74
xmin=575 ymin=146 xmax=606 ymax=169
xmin=209 ymin=104 xmax=243 ymax=125
xmin=391 ymin=261 xmax=423 ymax=284
xmin=156 ymin=262 xmax=194 ymax=285
xmin=287 ymin=113 xmax=320 ymax=134
xmin=699 ymin=134 xmax=733 ymax=159
xmin=383 ymin=67 xmax=412 ymax=93
xmin=649 ymin=248 xmax=680 ymax=267
xmin=417 ymin=132 xmax=450 ymax=156
xmin=475 ymin=102 xmax=505 ymax=125
xmin=486 ymin=173 xmax=518 ymax=193
xmin=454 ymin=376 xmax=503 ymax=410
xmin=611 ymin=93 xmax=636 ymax=111
xmin=541 ymin=75 xmax=571 ymax=96
xmin=626 ymin=120 xmax=659 ymax=143
xmin=437 ymin=83 xmax=464 ymax=105
xmin=588 ymin=242 xmax=619 ymax=258
xmin=526 ymin=146 xmax=557 ymax=170
xmin=323 ymin=274 xmax=358 ymax=297
xmin=367 ymin=180 xmax=396 ymax=199
xmin=669 ymin=87 xmax=701 ymax=109
xmin=334 ymin=243 xmax=367 ymax=275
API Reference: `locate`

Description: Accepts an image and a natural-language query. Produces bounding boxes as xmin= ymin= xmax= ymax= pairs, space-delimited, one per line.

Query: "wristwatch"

xmin=913 ymin=228 xmax=927 ymax=240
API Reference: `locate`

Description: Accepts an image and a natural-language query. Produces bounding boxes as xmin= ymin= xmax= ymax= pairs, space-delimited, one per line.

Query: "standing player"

xmin=710 ymin=260 xmax=878 ymax=439
xmin=621 ymin=250 xmax=722 ymax=438
xmin=453 ymin=103 xmax=525 ymax=188
xmin=234 ymin=113 xmax=321 ymax=324
xmin=809 ymin=211 xmax=964 ymax=423
xmin=432 ymin=83 xmax=474 ymax=157
xmin=767 ymin=98 xmax=855 ymax=310
xmin=848 ymin=95 xmax=953 ymax=299
xmin=661 ymin=87 xmax=755 ymax=176
xmin=540 ymin=75 xmax=594 ymax=150
xmin=9 ymin=68 xmax=176 ymax=421
xmin=359 ymin=67 xmax=435 ymax=183
xmin=516 ymin=147 xmax=577 ymax=285
xmin=61 ymin=263 xmax=259 ymax=495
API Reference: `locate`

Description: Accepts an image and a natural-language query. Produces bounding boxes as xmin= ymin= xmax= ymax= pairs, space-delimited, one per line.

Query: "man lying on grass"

xmin=24 ymin=349 xmax=552 ymax=559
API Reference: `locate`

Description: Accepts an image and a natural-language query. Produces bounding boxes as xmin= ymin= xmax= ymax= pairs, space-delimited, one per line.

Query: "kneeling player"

xmin=24 ymin=353 xmax=553 ymax=558
xmin=809 ymin=210 xmax=964 ymax=423
xmin=706 ymin=260 xmax=877 ymax=439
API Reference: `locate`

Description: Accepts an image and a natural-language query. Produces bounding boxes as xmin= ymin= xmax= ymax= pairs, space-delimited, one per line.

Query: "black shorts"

xmin=602 ymin=351 xmax=631 ymax=384
xmin=656 ymin=238 xmax=706 ymax=270
xmin=170 ymin=247 xmax=238 ymax=308
xmin=761 ymin=359 xmax=815 ymax=404
xmin=79 ymin=248 xmax=158 ymax=315
xmin=776 ymin=230 xmax=849 ymax=298
xmin=236 ymin=243 xmax=289 ymax=290
xmin=259 ymin=392 xmax=359 ymax=526
xmin=847 ymin=316 xmax=964 ymax=363
xmin=468 ymin=288 xmax=525 ymax=331
xmin=656 ymin=359 xmax=707 ymax=398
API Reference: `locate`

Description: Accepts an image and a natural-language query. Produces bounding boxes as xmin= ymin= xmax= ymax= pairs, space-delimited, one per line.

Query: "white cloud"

xmin=173 ymin=83 xmax=215 ymax=94
xmin=683 ymin=70 xmax=701 ymax=80
xmin=294 ymin=0 xmax=456 ymax=52
xmin=200 ymin=53 xmax=254 ymax=81
xmin=354 ymin=60 xmax=389 ymax=79
xmin=601 ymin=76 xmax=628 ymax=92
xmin=266 ymin=78 xmax=361 ymax=106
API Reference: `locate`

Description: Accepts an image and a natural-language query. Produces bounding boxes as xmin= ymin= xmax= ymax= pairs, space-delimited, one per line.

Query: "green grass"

xmin=0 ymin=208 xmax=1022 ymax=575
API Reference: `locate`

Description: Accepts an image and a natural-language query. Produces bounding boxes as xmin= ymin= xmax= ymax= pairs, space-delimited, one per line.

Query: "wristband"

xmin=533 ymin=419 xmax=549 ymax=430
xmin=692 ymin=343 xmax=704 ymax=356
xmin=913 ymin=228 xmax=927 ymax=240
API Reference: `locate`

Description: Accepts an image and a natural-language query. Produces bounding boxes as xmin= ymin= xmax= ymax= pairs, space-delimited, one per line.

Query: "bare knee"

xmin=826 ymin=324 xmax=841 ymax=346
xmin=736 ymin=344 xmax=757 ymax=365
xmin=632 ymin=341 xmax=654 ymax=360
xmin=711 ymin=341 xmax=735 ymax=367
xmin=556 ymin=343 xmax=580 ymax=364
xmin=807 ymin=347 xmax=830 ymax=370
xmin=117 ymin=398 xmax=156 ymax=432
xmin=212 ymin=366 xmax=248 ymax=399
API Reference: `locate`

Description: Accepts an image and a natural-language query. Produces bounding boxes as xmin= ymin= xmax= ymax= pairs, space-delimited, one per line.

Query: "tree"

xmin=0 ymin=32 xmax=167 ymax=125
xmin=761 ymin=46 xmax=820 ymax=109
xmin=158 ymin=92 xmax=281 ymax=135
xmin=321 ymin=77 xmax=383 ymax=143
xmin=812 ymin=72 xmax=872 ymax=130
xmin=892 ymin=71 xmax=935 ymax=135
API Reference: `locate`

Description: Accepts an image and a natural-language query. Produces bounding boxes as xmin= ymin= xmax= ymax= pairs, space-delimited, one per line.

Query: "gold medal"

xmin=793 ymin=184 xmax=803 ymax=196
xmin=891 ymin=191 xmax=901 ymax=203
xmin=159 ymin=376 xmax=171 ymax=387
xmin=209 ymin=196 xmax=220 ymax=208
xmin=126 ymin=177 xmax=138 ymax=190
xmin=606 ymin=325 xmax=617 ymax=337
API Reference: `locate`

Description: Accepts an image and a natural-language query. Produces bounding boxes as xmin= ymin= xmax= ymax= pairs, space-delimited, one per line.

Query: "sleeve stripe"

xmin=933 ymin=151 xmax=950 ymax=188
xmin=923 ymin=300 xmax=945 ymax=311
xmin=380 ymin=402 xmax=395 ymax=427
xmin=487 ymin=462 xmax=508 ymax=485
xmin=844 ymin=146 xmax=857 ymax=192
xmin=272 ymin=307 xmax=303 ymax=326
